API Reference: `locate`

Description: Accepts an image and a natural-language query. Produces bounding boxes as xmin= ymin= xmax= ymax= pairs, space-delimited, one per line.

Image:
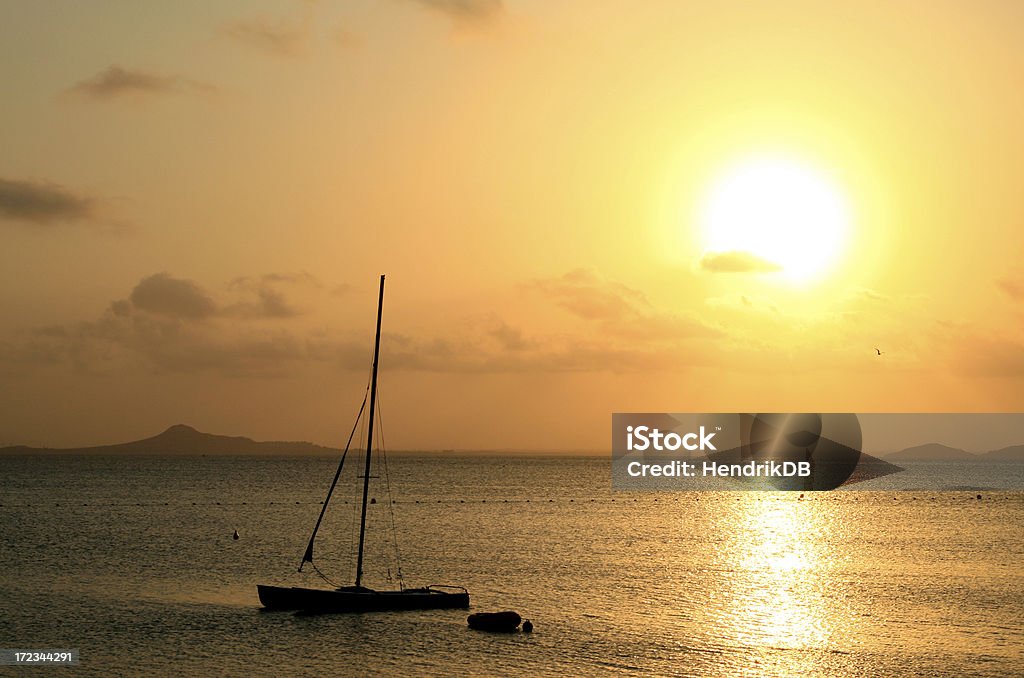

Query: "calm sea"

xmin=1 ymin=455 xmax=1022 ymax=676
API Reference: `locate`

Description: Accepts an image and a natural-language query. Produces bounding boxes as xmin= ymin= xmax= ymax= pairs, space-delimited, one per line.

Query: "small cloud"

xmin=68 ymin=65 xmax=215 ymax=100
xmin=129 ymin=273 xmax=218 ymax=320
xmin=848 ymin=287 xmax=889 ymax=302
xmin=997 ymin=277 xmax=1024 ymax=302
xmin=404 ymin=0 xmax=503 ymax=25
xmin=698 ymin=250 xmax=783 ymax=274
xmin=488 ymin=321 xmax=533 ymax=351
xmin=333 ymin=26 xmax=363 ymax=49
xmin=330 ymin=283 xmax=354 ymax=297
xmin=0 ymin=177 xmax=95 ymax=226
xmin=223 ymin=16 xmax=309 ymax=57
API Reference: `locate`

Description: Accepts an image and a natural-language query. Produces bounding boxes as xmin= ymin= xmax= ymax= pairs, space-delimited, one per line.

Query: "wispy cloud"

xmin=847 ymin=286 xmax=889 ymax=302
xmin=1 ymin=270 xmax=719 ymax=378
xmin=529 ymin=269 xmax=721 ymax=342
xmin=222 ymin=16 xmax=310 ymax=57
xmin=0 ymin=177 xmax=95 ymax=226
xmin=69 ymin=66 xmax=215 ymax=100
xmin=225 ymin=273 xmax=321 ymax=319
xmin=530 ymin=268 xmax=649 ymax=321
xmin=698 ymin=250 xmax=783 ymax=274
xmin=997 ymin=276 xmax=1024 ymax=302
xmin=0 ymin=271 xmax=330 ymax=377
xmin=404 ymin=0 xmax=504 ymax=25
xmin=333 ymin=26 xmax=363 ymax=49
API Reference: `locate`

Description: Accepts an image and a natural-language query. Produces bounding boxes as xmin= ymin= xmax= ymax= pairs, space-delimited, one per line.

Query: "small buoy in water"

xmin=232 ymin=529 xmax=239 ymax=540
xmin=522 ymin=620 xmax=533 ymax=633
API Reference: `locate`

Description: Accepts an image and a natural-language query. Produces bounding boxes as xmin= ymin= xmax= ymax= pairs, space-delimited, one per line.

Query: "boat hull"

xmin=257 ymin=585 xmax=469 ymax=613
xmin=467 ymin=610 xmax=522 ymax=632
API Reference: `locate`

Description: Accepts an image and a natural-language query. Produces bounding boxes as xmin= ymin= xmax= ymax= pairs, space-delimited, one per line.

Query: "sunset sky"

xmin=2 ymin=1 xmax=1023 ymax=450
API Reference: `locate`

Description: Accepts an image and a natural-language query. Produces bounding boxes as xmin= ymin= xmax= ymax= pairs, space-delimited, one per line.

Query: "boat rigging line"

xmin=374 ymin=387 xmax=405 ymax=590
xmin=298 ymin=374 xmax=371 ymax=575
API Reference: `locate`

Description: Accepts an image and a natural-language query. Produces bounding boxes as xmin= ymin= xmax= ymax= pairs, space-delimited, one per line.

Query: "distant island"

xmin=4 ymin=425 xmax=1023 ymax=461
xmin=882 ymin=442 xmax=1024 ymax=463
xmin=0 ymin=424 xmax=341 ymax=456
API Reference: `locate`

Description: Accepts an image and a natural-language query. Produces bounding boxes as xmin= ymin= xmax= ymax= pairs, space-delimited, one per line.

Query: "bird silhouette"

xmin=232 ymin=529 xmax=239 ymax=540
xmin=874 ymin=348 xmax=884 ymax=356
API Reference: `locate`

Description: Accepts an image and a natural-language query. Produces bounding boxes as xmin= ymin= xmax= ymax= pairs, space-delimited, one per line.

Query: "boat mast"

xmin=355 ymin=274 xmax=385 ymax=588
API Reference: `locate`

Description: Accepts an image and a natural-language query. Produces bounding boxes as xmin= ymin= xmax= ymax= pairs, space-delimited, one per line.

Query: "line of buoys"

xmin=4 ymin=495 xmax=1000 ymax=510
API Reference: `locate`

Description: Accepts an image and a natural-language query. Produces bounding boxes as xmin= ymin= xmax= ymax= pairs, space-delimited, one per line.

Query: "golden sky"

xmin=1 ymin=0 xmax=1023 ymax=450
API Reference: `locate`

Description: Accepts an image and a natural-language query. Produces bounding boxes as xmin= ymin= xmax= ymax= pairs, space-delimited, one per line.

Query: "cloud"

xmin=333 ymin=26 xmax=363 ymax=49
xmin=997 ymin=277 xmax=1024 ymax=302
xmin=129 ymin=273 xmax=218 ymax=320
xmin=0 ymin=177 xmax=95 ymax=225
xmin=225 ymin=273 xmax=320 ymax=319
xmin=123 ymin=272 xmax=318 ymax=321
xmin=531 ymin=269 xmax=648 ymax=321
xmin=69 ymin=66 xmax=214 ymax=99
xmin=404 ymin=0 xmax=503 ymax=24
xmin=2 ymin=271 xmax=718 ymax=379
xmin=487 ymin=320 xmax=533 ymax=351
xmin=4 ymin=271 xmax=324 ymax=377
xmin=530 ymin=269 xmax=720 ymax=341
xmin=699 ymin=250 xmax=783 ymax=274
xmin=848 ymin=287 xmax=889 ymax=302
xmin=948 ymin=334 xmax=1024 ymax=378
xmin=223 ymin=16 xmax=309 ymax=57
xmin=334 ymin=332 xmax=682 ymax=374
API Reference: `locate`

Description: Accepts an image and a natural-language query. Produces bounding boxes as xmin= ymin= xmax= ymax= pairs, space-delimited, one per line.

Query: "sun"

xmin=698 ymin=154 xmax=852 ymax=282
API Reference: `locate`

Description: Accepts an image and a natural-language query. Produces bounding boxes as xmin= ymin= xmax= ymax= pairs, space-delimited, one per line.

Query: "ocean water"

xmin=1 ymin=455 xmax=1022 ymax=677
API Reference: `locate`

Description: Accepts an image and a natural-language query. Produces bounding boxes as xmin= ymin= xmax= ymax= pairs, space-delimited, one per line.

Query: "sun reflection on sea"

xmin=697 ymin=494 xmax=858 ymax=673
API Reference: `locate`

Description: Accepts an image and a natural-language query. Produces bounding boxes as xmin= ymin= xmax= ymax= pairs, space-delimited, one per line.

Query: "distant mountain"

xmin=0 ymin=424 xmax=339 ymax=456
xmin=981 ymin=444 xmax=1024 ymax=461
xmin=884 ymin=443 xmax=975 ymax=462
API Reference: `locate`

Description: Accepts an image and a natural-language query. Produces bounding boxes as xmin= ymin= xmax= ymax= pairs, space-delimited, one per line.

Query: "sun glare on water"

xmin=699 ymin=155 xmax=852 ymax=282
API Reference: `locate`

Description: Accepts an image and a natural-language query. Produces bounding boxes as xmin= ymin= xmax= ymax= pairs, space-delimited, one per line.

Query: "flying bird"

xmin=874 ymin=348 xmax=884 ymax=356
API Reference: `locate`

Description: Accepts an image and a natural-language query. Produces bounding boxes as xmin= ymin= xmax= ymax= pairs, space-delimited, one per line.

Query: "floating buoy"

xmin=522 ymin=619 xmax=533 ymax=633
xmin=232 ymin=529 xmax=239 ymax=541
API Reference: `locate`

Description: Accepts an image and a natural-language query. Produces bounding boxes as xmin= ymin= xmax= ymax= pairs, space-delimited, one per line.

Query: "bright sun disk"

xmin=699 ymin=155 xmax=851 ymax=281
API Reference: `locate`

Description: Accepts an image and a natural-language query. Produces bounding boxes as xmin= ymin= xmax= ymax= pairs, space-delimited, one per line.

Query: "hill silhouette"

xmin=883 ymin=443 xmax=976 ymax=462
xmin=0 ymin=424 xmax=339 ymax=456
xmin=981 ymin=444 xmax=1024 ymax=461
